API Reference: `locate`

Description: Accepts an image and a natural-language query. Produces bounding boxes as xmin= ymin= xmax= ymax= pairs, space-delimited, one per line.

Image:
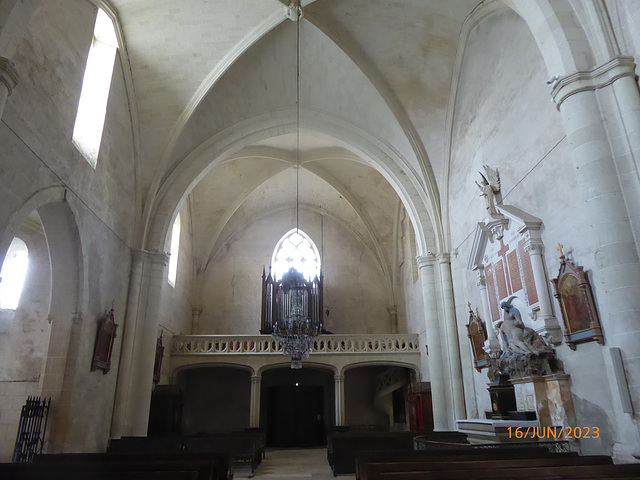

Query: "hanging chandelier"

xmin=269 ymin=1 xmax=323 ymax=369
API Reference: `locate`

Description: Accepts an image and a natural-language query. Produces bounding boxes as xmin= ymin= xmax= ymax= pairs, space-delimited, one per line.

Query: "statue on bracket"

xmin=552 ymin=244 xmax=604 ymax=350
xmin=475 ymin=165 xmax=501 ymax=216
xmin=466 ymin=303 xmax=489 ymax=372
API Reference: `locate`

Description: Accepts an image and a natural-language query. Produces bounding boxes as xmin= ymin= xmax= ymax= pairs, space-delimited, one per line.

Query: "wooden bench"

xmin=361 ymin=455 xmax=613 ymax=480
xmin=34 ymin=452 xmax=232 ymax=480
xmin=327 ymin=431 xmax=467 ymax=475
xmin=0 ymin=462 xmax=201 ymax=480
xmin=355 ymin=448 xmax=578 ymax=480
xmin=108 ymin=431 xmax=262 ymax=473
xmin=368 ymin=463 xmax=640 ymax=479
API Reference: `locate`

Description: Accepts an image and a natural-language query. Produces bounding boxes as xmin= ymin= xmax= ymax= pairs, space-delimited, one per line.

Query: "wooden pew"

xmin=108 ymin=432 xmax=261 ymax=474
xmin=0 ymin=462 xmax=201 ymax=480
xmin=34 ymin=452 xmax=232 ymax=480
xmin=355 ymin=448 xmax=578 ymax=480
xmin=369 ymin=463 xmax=640 ymax=479
xmin=327 ymin=431 xmax=467 ymax=475
xmin=361 ymin=455 xmax=613 ymax=480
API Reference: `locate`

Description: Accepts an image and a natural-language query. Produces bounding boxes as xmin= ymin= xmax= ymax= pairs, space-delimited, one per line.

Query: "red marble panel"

xmin=508 ymin=250 xmax=522 ymax=293
xmin=518 ymin=239 xmax=538 ymax=304
xmin=485 ymin=264 xmax=500 ymax=321
xmin=495 ymin=260 xmax=508 ymax=300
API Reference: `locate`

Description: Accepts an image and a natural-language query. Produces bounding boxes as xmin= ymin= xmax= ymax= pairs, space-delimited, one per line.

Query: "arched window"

xmin=72 ymin=8 xmax=118 ymax=168
xmin=272 ymin=229 xmax=320 ymax=281
xmin=0 ymin=237 xmax=29 ymax=310
xmin=167 ymin=214 xmax=181 ymax=287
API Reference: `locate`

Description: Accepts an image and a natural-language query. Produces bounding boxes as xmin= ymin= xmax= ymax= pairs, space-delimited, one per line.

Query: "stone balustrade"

xmin=171 ymin=334 xmax=420 ymax=356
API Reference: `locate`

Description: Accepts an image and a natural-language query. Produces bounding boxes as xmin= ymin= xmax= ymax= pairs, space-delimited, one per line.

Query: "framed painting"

xmin=552 ymin=245 xmax=603 ymax=350
xmin=91 ymin=307 xmax=118 ymax=374
xmin=466 ymin=303 xmax=489 ymax=371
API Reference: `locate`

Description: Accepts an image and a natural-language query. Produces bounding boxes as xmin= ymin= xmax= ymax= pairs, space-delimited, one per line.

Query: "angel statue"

xmin=475 ymin=165 xmax=501 ymax=215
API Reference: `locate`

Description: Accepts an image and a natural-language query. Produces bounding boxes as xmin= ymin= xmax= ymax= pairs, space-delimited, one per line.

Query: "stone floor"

xmin=234 ymin=447 xmax=355 ymax=479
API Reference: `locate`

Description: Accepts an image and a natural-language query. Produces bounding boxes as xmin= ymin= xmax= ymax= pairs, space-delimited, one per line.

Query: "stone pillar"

xmin=191 ymin=306 xmax=203 ymax=334
xmin=111 ymin=250 xmax=169 ymax=438
xmin=476 ymin=267 xmax=500 ymax=353
xmin=0 ymin=57 xmax=18 ymax=118
xmin=416 ymin=254 xmax=449 ymax=430
xmin=524 ymin=240 xmax=561 ymax=343
xmin=249 ymin=375 xmax=261 ymax=428
xmin=551 ymin=56 xmax=640 ymax=447
xmin=436 ymin=253 xmax=466 ymax=422
xmin=334 ymin=374 xmax=345 ymax=426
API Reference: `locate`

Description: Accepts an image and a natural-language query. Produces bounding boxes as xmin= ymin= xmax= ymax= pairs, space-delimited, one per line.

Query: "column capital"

xmin=416 ymin=253 xmax=436 ymax=269
xmin=436 ymin=252 xmax=451 ymax=264
xmin=334 ymin=374 xmax=344 ymax=382
xmin=251 ymin=375 xmax=261 ymax=384
xmin=133 ymin=249 xmax=170 ymax=266
xmin=192 ymin=306 xmax=203 ymax=315
xmin=475 ymin=268 xmax=486 ymax=287
xmin=0 ymin=57 xmax=19 ymax=95
xmin=525 ymin=240 xmax=544 ymax=255
xmin=551 ymin=55 xmax=636 ymax=108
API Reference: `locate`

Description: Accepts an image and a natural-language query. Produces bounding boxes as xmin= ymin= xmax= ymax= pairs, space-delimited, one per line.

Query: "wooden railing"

xmin=171 ymin=334 xmax=420 ymax=356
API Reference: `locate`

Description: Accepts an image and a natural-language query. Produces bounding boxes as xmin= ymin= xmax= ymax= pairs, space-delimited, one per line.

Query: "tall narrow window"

xmin=72 ymin=8 xmax=118 ymax=168
xmin=168 ymin=214 xmax=181 ymax=287
xmin=0 ymin=238 xmax=29 ymax=310
xmin=272 ymin=229 xmax=320 ymax=281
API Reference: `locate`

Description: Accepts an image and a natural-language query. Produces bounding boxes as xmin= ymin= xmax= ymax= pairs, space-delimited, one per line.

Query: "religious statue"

xmin=497 ymin=301 xmax=552 ymax=356
xmin=475 ymin=165 xmax=501 ymax=215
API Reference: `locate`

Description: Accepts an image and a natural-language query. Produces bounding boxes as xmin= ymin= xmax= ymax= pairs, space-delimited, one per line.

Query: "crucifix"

xmin=497 ymin=237 xmax=512 ymax=296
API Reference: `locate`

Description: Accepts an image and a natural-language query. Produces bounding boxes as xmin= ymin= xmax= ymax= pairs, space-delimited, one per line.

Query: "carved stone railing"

xmin=171 ymin=334 xmax=420 ymax=356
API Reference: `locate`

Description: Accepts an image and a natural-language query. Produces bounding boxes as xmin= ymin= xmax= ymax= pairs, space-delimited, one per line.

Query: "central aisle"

xmin=235 ymin=447 xmax=355 ymax=479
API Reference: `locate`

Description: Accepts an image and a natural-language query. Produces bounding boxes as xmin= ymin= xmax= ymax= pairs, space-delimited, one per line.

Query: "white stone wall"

xmin=448 ymin=8 xmax=619 ymax=455
xmin=0 ymin=0 xmax=136 ymax=455
xmin=199 ymin=207 xmax=392 ymax=335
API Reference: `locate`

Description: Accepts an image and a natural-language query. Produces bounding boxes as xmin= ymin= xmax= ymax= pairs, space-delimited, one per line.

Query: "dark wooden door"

xmin=266 ymin=386 xmax=325 ymax=447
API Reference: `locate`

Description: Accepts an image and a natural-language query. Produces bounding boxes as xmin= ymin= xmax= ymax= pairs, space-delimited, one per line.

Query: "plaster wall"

xmin=0 ymin=217 xmax=51 ymax=461
xmin=157 ymin=202 xmax=196 ymax=384
xmin=448 ymin=8 xmax=618 ymax=455
xmin=607 ymin=0 xmax=640 ymax=59
xmin=0 ymin=0 xmax=137 ymax=456
xmin=199 ymin=207 xmax=391 ymax=336
xmin=396 ymin=207 xmax=428 ymax=379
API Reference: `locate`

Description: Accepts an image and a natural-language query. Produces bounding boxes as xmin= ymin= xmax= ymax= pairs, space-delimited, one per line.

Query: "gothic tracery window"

xmin=272 ymin=229 xmax=320 ymax=281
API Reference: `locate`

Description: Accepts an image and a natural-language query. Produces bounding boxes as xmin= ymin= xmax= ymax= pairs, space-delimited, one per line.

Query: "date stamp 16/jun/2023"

xmin=507 ymin=426 xmax=599 ymax=440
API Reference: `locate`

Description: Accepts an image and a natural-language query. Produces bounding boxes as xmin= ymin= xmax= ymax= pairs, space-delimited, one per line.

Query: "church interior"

xmin=0 ymin=0 xmax=640 ymax=475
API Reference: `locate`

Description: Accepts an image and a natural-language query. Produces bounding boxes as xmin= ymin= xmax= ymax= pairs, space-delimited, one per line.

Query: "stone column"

xmin=436 ymin=253 xmax=466 ymax=422
xmin=249 ymin=375 xmax=261 ymax=428
xmin=416 ymin=254 xmax=449 ymax=430
xmin=475 ymin=267 xmax=500 ymax=353
xmin=0 ymin=57 xmax=18 ymax=118
xmin=191 ymin=306 xmax=203 ymax=334
xmin=111 ymin=250 xmax=169 ymax=438
xmin=524 ymin=240 xmax=560 ymax=343
xmin=551 ymin=56 xmax=640 ymax=445
xmin=334 ymin=374 xmax=345 ymax=426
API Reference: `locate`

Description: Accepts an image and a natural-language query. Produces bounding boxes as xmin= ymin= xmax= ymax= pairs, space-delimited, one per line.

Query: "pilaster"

xmin=416 ymin=254 xmax=449 ymax=430
xmin=436 ymin=253 xmax=466 ymax=422
xmin=111 ymin=249 xmax=169 ymax=438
